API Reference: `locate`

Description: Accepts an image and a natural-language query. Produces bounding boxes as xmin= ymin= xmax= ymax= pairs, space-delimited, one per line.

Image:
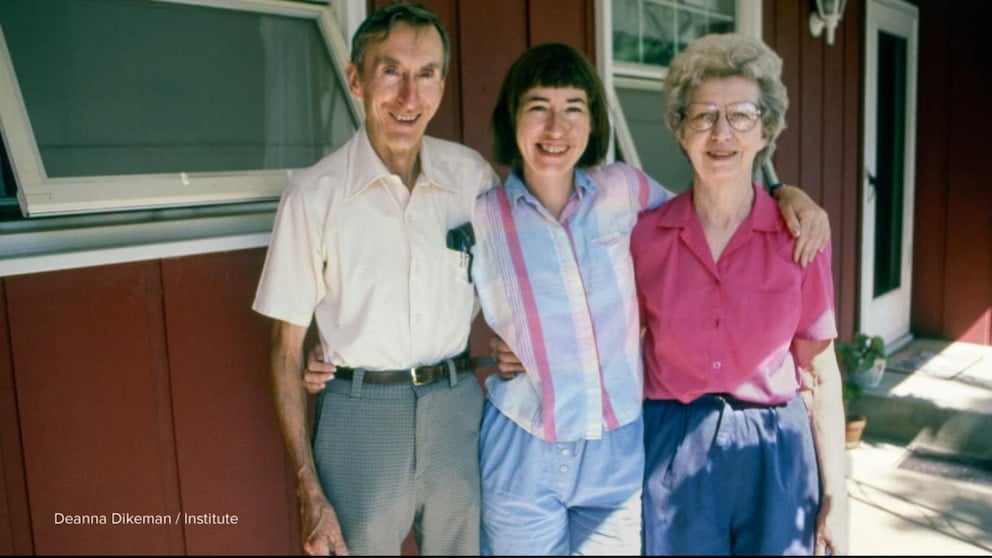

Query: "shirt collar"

xmin=504 ymin=167 xmax=597 ymax=207
xmin=657 ymin=182 xmax=781 ymax=232
xmin=345 ymin=127 xmax=456 ymax=199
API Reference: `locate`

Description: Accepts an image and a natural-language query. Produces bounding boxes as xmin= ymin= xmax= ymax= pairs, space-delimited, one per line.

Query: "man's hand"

xmin=304 ymin=344 xmax=336 ymax=394
xmin=773 ymin=184 xmax=831 ymax=267
xmin=489 ymin=335 xmax=525 ymax=380
xmin=299 ymin=488 xmax=350 ymax=556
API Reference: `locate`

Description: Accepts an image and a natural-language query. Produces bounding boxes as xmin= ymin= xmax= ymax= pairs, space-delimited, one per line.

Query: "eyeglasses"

xmin=683 ymin=102 xmax=763 ymax=132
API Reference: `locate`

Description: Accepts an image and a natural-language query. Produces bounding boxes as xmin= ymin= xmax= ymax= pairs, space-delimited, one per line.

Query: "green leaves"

xmin=836 ymin=333 xmax=886 ymax=416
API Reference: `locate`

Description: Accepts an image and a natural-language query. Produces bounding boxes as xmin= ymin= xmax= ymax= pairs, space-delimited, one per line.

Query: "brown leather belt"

xmin=335 ymin=353 xmax=495 ymax=386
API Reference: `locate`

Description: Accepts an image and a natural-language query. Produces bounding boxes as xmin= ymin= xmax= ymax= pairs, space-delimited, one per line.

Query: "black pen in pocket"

xmin=446 ymin=223 xmax=475 ymax=283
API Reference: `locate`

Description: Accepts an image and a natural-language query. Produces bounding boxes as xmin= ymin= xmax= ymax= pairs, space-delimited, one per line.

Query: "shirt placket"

xmin=560 ymin=209 xmax=605 ymax=440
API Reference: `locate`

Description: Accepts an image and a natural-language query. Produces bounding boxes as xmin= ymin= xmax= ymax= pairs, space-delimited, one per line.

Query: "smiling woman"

xmin=633 ymin=32 xmax=847 ymax=557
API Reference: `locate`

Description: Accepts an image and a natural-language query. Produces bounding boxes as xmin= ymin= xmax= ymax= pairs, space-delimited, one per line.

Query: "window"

xmin=614 ymin=80 xmax=695 ymax=192
xmin=613 ymin=0 xmax=736 ymax=73
xmin=0 ymin=0 xmax=360 ymax=217
xmin=599 ymin=0 xmax=756 ymax=194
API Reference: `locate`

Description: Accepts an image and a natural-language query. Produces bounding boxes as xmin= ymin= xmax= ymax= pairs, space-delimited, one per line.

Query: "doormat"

xmin=887 ymin=349 xmax=983 ymax=380
xmin=897 ymin=447 xmax=992 ymax=488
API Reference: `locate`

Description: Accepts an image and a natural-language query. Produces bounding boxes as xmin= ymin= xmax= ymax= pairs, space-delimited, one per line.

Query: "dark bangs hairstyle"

xmin=491 ymin=43 xmax=610 ymax=171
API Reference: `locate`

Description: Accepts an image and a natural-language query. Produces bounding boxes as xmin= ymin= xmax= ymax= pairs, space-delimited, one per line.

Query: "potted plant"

xmin=841 ymin=373 xmax=867 ymax=448
xmin=837 ymin=333 xmax=887 ymax=389
xmin=835 ymin=333 xmax=886 ymax=447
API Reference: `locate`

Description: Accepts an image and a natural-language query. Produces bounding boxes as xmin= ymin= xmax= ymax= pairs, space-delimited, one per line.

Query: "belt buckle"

xmin=410 ymin=367 xmax=427 ymax=386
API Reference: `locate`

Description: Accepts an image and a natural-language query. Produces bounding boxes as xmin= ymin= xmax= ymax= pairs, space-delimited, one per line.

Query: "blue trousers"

xmin=480 ymin=401 xmax=644 ymax=555
xmin=642 ymin=393 xmax=820 ymax=555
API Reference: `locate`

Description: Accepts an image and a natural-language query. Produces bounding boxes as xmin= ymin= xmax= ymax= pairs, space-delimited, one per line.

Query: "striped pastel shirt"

xmin=472 ymin=163 xmax=673 ymax=442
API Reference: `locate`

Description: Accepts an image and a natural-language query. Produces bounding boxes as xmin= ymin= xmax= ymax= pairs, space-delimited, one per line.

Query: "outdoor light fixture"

xmin=809 ymin=0 xmax=849 ymax=46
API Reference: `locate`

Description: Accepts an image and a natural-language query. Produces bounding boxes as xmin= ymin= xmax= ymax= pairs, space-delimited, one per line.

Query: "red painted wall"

xmin=161 ymin=250 xmax=298 ymax=554
xmin=763 ymin=0 xmax=862 ymax=343
xmin=913 ymin=0 xmax=992 ymax=344
xmin=0 ymin=253 xmax=297 ymax=554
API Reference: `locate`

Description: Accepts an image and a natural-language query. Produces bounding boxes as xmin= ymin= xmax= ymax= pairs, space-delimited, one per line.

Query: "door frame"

xmin=860 ymin=0 xmax=919 ymax=351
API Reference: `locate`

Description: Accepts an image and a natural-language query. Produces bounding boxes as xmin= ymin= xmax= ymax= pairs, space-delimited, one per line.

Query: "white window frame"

xmin=328 ymin=0 xmax=366 ymax=50
xmin=0 ymin=0 xmax=361 ymax=218
xmin=597 ymin=0 xmax=762 ymax=168
xmin=0 ymin=0 xmax=363 ymax=277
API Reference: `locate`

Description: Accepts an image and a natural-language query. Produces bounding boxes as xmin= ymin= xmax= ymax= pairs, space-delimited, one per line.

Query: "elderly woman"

xmin=630 ymin=33 xmax=848 ymax=555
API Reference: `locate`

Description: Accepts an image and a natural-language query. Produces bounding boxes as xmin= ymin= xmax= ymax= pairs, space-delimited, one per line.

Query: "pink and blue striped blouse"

xmin=472 ymin=163 xmax=672 ymax=442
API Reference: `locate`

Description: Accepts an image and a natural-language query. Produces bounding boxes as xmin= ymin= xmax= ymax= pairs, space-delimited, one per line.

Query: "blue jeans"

xmin=479 ymin=401 xmax=644 ymax=555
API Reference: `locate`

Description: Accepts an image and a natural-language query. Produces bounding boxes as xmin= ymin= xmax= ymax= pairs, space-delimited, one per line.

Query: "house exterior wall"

xmin=0 ymin=251 xmax=295 ymax=554
xmin=0 ymin=0 xmax=988 ymax=554
xmin=763 ymin=0 xmax=863 ymax=343
xmin=913 ymin=0 xmax=992 ymax=345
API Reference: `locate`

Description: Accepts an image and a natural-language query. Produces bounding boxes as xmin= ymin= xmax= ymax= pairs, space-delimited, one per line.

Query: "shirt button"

xmin=713 ymin=361 xmax=722 ymax=369
xmin=559 ymin=465 xmax=568 ymax=473
xmin=561 ymin=448 xmax=571 ymax=456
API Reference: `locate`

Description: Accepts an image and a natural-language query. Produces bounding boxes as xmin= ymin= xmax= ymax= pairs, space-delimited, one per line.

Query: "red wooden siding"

xmin=764 ymin=0 xmax=862 ymax=341
xmin=0 ymin=281 xmax=32 ymax=555
xmin=940 ymin=1 xmax=991 ymax=344
xmin=421 ymin=0 xmax=462 ymax=143
xmin=1 ymin=253 xmax=296 ymax=554
xmin=456 ymin=0 xmax=527 ymax=160
xmin=161 ymin=249 xmax=297 ymax=554
xmin=912 ymin=0 xmax=950 ymax=338
xmin=912 ymin=0 xmax=992 ymax=345
xmin=838 ymin=0 xmax=863 ymax=346
xmin=527 ymin=0 xmax=596 ymax=61
xmin=914 ymin=0 xmax=992 ymax=344
xmin=5 ymin=262 xmax=184 ymax=554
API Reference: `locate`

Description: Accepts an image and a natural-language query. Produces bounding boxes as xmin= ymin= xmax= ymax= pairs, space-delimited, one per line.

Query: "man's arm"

xmin=270 ymin=320 xmax=349 ymax=556
xmin=771 ymin=185 xmax=831 ymax=267
xmin=800 ymin=340 xmax=850 ymax=556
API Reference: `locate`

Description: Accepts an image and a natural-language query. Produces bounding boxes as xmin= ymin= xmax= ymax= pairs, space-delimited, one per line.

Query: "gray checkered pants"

xmin=312 ymin=370 xmax=484 ymax=555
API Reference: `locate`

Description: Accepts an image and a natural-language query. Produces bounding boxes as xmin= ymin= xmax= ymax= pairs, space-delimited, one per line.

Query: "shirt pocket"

xmin=588 ymin=226 xmax=636 ymax=292
xmin=591 ymin=230 xmax=631 ymax=247
xmin=444 ymin=247 xmax=472 ymax=286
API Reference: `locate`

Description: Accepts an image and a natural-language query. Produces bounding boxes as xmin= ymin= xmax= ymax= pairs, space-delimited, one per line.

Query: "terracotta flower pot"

xmin=845 ymin=415 xmax=868 ymax=448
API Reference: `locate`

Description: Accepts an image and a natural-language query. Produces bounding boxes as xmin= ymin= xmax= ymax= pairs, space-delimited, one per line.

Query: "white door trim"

xmin=860 ymin=0 xmax=919 ymax=351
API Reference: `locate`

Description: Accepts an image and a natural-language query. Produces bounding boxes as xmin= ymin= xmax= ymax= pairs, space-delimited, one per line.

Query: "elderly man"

xmin=252 ymin=2 xmax=497 ymax=555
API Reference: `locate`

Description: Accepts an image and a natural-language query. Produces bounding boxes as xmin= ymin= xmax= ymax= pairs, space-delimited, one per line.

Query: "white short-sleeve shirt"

xmin=253 ymin=127 xmax=499 ymax=370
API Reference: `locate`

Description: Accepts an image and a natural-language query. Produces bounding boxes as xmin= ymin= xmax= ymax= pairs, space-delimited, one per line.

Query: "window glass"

xmin=0 ymin=0 xmax=354 ymax=177
xmin=612 ymin=0 xmax=734 ymax=70
xmin=613 ymin=0 xmax=677 ymax=67
xmin=615 ymin=83 xmax=692 ymax=193
xmin=0 ymin=145 xmax=20 ymax=221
